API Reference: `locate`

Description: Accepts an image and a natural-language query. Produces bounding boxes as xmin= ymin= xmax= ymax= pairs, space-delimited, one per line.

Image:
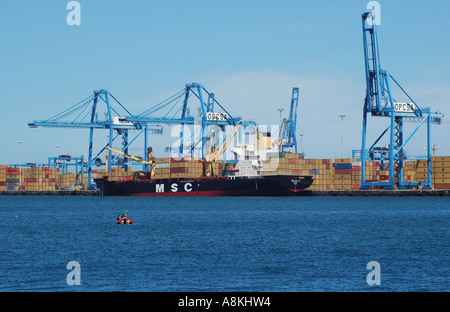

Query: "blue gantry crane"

xmin=29 ymin=84 xmax=255 ymax=188
xmin=29 ymin=89 xmax=163 ymax=189
xmin=48 ymin=154 xmax=85 ymax=190
xmin=360 ymin=12 xmax=443 ymax=189
xmin=277 ymin=87 xmax=300 ymax=153
xmin=126 ymin=83 xmax=257 ymax=160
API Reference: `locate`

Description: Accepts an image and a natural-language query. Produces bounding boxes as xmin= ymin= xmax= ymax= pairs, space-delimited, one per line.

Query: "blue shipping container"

xmin=335 ymin=163 xmax=352 ymax=169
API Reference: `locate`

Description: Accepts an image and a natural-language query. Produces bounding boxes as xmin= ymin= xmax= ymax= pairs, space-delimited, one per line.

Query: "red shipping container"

xmin=434 ymin=184 xmax=450 ymax=189
xmin=170 ymin=167 xmax=189 ymax=173
xmin=335 ymin=168 xmax=351 ymax=174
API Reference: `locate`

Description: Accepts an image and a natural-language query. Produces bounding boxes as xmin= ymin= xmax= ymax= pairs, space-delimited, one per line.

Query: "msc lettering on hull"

xmin=156 ymin=183 xmax=193 ymax=193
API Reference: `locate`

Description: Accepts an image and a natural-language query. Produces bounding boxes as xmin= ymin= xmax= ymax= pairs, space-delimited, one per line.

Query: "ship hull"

xmin=94 ymin=175 xmax=313 ymax=196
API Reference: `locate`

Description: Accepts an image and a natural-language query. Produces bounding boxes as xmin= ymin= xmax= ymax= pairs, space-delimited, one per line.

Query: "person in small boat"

xmin=120 ymin=210 xmax=128 ymax=221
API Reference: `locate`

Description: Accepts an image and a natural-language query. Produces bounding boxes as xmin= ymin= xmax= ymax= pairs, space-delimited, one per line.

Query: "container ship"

xmin=94 ymin=144 xmax=313 ymax=196
xmin=94 ymin=174 xmax=312 ymax=196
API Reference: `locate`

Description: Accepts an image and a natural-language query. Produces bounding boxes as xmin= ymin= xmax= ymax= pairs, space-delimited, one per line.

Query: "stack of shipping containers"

xmin=5 ymin=167 xmax=20 ymax=191
xmin=403 ymin=160 xmax=417 ymax=183
xmin=2 ymin=154 xmax=450 ymax=192
xmin=21 ymin=167 xmax=56 ymax=191
xmin=333 ymin=158 xmax=353 ymax=190
xmin=169 ymin=157 xmax=211 ymax=179
xmin=432 ymin=156 xmax=450 ymax=189
xmin=0 ymin=165 xmax=7 ymax=191
xmin=351 ymin=161 xmax=361 ymax=189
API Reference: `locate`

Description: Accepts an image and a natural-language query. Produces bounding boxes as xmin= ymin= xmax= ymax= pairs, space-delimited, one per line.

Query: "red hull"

xmin=117 ymin=218 xmax=133 ymax=224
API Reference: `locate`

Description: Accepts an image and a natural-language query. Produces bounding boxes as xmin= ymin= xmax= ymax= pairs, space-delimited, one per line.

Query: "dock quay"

xmin=0 ymin=190 xmax=99 ymax=196
xmin=308 ymin=189 xmax=450 ymax=197
xmin=1 ymin=189 xmax=449 ymax=196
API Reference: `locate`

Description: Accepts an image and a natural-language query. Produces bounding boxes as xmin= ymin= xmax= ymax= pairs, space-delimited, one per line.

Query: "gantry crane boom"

xmin=126 ymin=83 xmax=256 ymax=159
xmin=28 ymin=89 xmax=163 ymax=189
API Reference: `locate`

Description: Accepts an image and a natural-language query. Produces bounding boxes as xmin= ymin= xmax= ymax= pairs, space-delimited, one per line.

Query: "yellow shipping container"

xmin=433 ymin=172 xmax=450 ymax=179
xmin=432 ymin=156 xmax=450 ymax=162
xmin=434 ymin=167 xmax=450 ymax=173
xmin=155 ymin=157 xmax=172 ymax=163
xmin=432 ymin=161 xmax=450 ymax=168
xmin=155 ymin=168 xmax=170 ymax=174
xmin=334 ymin=158 xmax=356 ymax=164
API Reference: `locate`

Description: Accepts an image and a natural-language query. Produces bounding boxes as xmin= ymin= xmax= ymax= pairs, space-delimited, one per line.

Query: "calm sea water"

xmin=0 ymin=195 xmax=448 ymax=292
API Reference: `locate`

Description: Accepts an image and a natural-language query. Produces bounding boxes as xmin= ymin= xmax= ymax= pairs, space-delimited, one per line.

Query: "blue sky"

xmin=1 ymin=0 xmax=449 ymax=165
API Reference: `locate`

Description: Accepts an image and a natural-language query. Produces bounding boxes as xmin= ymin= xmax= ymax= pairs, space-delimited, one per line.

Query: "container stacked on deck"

xmin=333 ymin=158 xmax=354 ymax=190
xmin=264 ymin=152 xmax=306 ymax=174
xmin=169 ymin=157 xmax=209 ymax=179
xmin=285 ymin=153 xmax=304 ymax=176
xmin=263 ymin=152 xmax=312 ymax=176
xmin=262 ymin=153 xmax=283 ymax=174
xmin=264 ymin=152 xmax=286 ymax=175
xmin=153 ymin=157 xmax=171 ymax=179
xmin=92 ymin=169 xmax=107 ymax=180
xmin=263 ymin=152 xmax=286 ymax=175
xmin=432 ymin=156 xmax=450 ymax=189
xmin=96 ymin=167 xmax=132 ymax=183
xmin=263 ymin=153 xmax=335 ymax=190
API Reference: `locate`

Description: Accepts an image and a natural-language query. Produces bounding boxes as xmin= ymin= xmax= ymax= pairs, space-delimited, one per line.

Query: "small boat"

xmin=117 ymin=218 xmax=133 ymax=224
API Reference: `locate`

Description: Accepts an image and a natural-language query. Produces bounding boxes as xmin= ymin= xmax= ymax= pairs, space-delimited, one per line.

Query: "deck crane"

xmin=276 ymin=87 xmax=300 ymax=153
xmin=105 ymin=146 xmax=157 ymax=179
xmin=28 ymin=89 xmax=163 ymax=189
xmin=203 ymin=120 xmax=244 ymax=177
xmin=360 ymin=11 xmax=443 ymax=189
